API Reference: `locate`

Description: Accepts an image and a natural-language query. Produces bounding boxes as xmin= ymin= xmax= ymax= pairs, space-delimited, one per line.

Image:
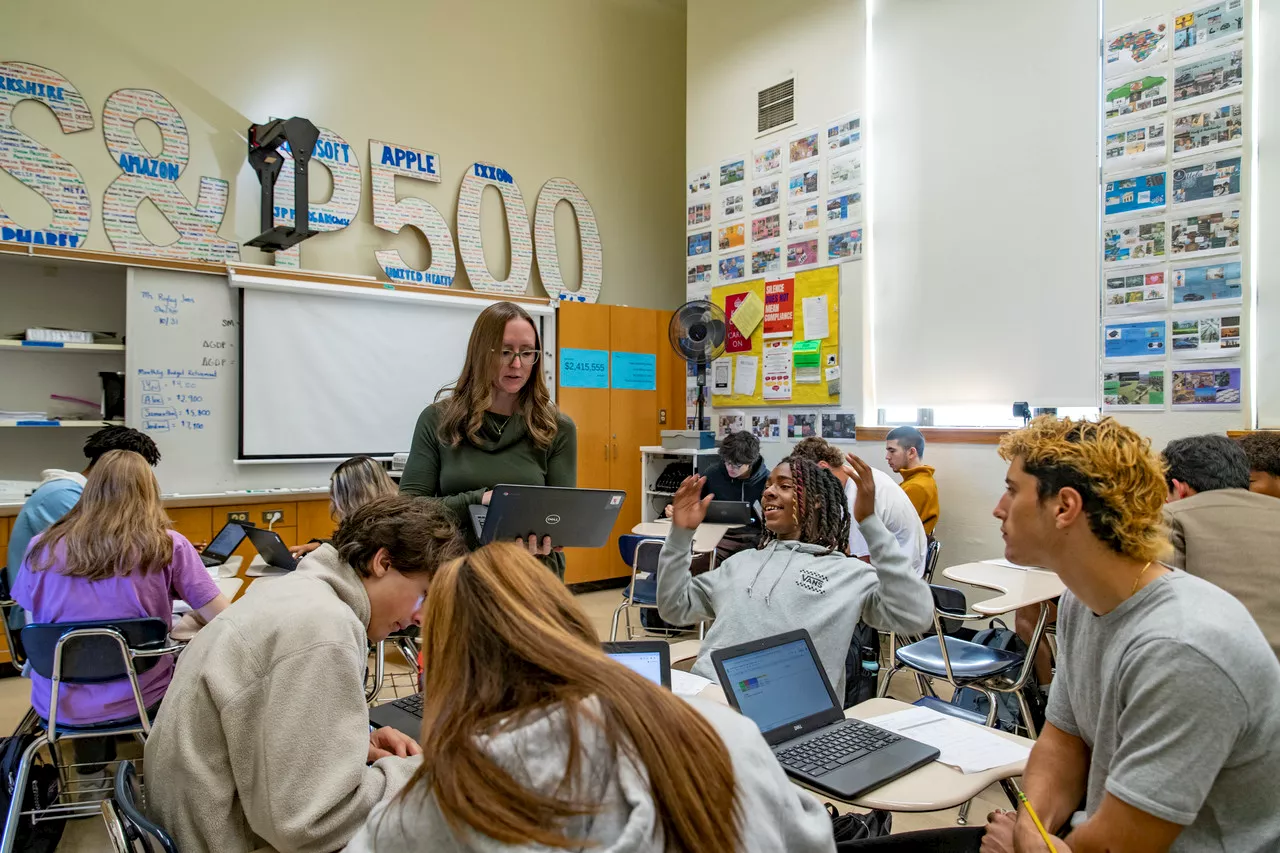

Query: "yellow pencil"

xmin=1017 ymin=791 xmax=1057 ymax=853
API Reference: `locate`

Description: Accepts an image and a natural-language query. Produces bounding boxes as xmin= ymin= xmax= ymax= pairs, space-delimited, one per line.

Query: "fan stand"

xmin=695 ymin=363 xmax=708 ymax=430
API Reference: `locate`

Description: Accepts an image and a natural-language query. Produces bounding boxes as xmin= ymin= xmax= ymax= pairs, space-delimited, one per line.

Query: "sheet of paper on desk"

xmin=865 ymin=707 xmax=1030 ymax=774
xmin=671 ymin=670 xmax=713 ymax=698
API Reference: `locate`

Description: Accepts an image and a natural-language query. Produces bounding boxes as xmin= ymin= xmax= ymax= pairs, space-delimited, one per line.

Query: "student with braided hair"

xmin=657 ymin=453 xmax=933 ymax=698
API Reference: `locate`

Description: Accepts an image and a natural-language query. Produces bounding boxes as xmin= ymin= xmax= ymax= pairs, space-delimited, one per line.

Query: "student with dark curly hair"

xmin=657 ymin=453 xmax=932 ymax=697
xmin=1237 ymin=430 xmax=1280 ymax=499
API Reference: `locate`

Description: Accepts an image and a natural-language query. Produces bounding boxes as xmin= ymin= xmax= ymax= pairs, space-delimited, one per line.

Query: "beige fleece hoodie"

xmin=142 ymin=545 xmax=420 ymax=853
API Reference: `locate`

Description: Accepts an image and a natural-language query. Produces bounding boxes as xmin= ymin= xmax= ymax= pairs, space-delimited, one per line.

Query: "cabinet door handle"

xmin=604 ymin=443 xmax=609 ymax=462
xmin=612 ymin=443 xmax=618 ymax=460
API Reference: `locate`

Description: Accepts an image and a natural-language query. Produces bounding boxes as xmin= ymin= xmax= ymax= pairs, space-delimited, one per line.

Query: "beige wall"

xmin=0 ymin=0 xmax=687 ymax=309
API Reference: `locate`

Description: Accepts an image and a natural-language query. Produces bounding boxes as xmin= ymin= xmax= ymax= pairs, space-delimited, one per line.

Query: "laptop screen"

xmin=606 ymin=651 xmax=665 ymax=686
xmin=207 ymin=523 xmax=247 ymax=557
xmin=721 ymin=638 xmax=836 ymax=734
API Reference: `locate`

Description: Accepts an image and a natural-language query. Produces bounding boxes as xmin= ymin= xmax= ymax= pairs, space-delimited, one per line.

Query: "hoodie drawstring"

xmin=746 ymin=541 xmax=800 ymax=606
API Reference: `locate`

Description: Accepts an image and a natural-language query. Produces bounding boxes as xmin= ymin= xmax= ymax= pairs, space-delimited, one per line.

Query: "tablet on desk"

xmin=468 ymin=485 xmax=626 ymax=549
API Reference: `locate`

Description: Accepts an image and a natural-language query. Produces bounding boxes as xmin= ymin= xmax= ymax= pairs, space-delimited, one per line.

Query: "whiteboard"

xmin=236 ymin=279 xmax=555 ymax=460
xmin=125 ymin=268 xmax=333 ymax=494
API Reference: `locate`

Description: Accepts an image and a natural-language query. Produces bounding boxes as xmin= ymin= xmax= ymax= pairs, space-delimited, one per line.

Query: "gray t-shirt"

xmin=1047 ymin=571 xmax=1280 ymax=852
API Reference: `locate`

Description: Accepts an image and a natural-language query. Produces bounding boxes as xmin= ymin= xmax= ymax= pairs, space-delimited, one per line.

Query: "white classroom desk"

xmin=696 ymin=687 xmax=1032 ymax=812
xmin=170 ymin=577 xmax=245 ymax=642
xmin=630 ymin=520 xmax=731 ymax=554
xmin=940 ymin=561 xmax=1064 ymax=615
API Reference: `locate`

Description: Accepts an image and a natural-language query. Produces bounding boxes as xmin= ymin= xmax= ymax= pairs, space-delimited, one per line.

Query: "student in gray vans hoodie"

xmin=343 ymin=543 xmax=835 ymax=853
xmin=144 ymin=496 xmax=466 ymax=853
xmin=658 ymin=454 xmax=934 ymax=697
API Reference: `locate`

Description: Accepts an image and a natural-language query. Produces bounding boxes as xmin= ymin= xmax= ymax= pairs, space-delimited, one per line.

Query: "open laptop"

xmin=703 ymin=500 xmax=752 ymax=526
xmin=467 ymin=485 xmax=625 ymax=549
xmin=710 ymin=629 xmax=939 ymax=801
xmin=244 ymin=527 xmax=298 ymax=572
xmin=200 ymin=521 xmax=253 ymax=568
xmin=370 ymin=641 xmax=670 ymax=736
xmin=603 ymin=640 xmax=671 ymax=688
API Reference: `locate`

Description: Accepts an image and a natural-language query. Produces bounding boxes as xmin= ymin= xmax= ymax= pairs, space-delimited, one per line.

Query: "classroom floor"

xmin=0 ymin=589 xmax=1011 ymax=851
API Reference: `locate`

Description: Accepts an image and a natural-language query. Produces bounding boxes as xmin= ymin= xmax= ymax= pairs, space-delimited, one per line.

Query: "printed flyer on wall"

xmin=826 ymin=192 xmax=862 ymax=225
xmin=1105 ymin=118 xmax=1168 ymax=171
xmin=1172 ymin=98 xmax=1243 ymax=156
xmin=827 ymin=227 xmax=863 ymax=261
xmin=789 ymin=129 xmax=820 ymax=167
xmin=828 ymin=152 xmax=862 ymax=193
xmin=788 ymin=167 xmax=820 ymax=202
xmin=1103 ymin=365 xmax=1166 ymax=410
xmin=1169 ymin=207 xmax=1240 ymax=256
xmin=1171 ymin=363 xmax=1241 ymax=408
xmin=720 ymin=156 xmax=746 ymax=186
xmin=687 ymin=259 xmax=713 ymax=289
xmin=787 ymin=202 xmax=820 ymax=235
xmin=787 ymin=412 xmax=818 ymax=439
xmin=718 ymin=222 xmax=745 ymax=251
xmin=1105 ymin=15 xmax=1170 ymax=79
xmin=752 ymin=245 xmax=782 ymax=276
xmin=1170 ymin=311 xmax=1240 ymax=358
xmin=1172 ymin=48 xmax=1243 ymax=105
xmin=762 ymin=340 xmax=792 ymax=400
xmin=688 ymin=230 xmax=712 ymax=257
xmin=820 ymin=412 xmax=858 ymax=441
xmin=1105 ymin=170 xmax=1167 ymax=217
xmin=1170 ymin=155 xmax=1241 ymax=205
xmin=752 ymin=212 xmax=782 ymax=242
xmin=754 ymin=144 xmax=783 ymax=179
xmin=1105 ymin=68 xmax=1171 ymax=122
xmin=762 ymin=277 xmax=795 ymax=338
xmin=717 ymin=411 xmax=746 ymax=438
xmin=786 ymin=237 xmax=819 ymax=271
xmin=1103 ymin=317 xmax=1167 ymax=359
xmin=688 ymin=168 xmax=712 ymax=197
xmin=826 ymin=114 xmax=862 ymax=153
xmin=718 ymin=254 xmax=745 ymax=283
xmin=687 ymin=200 xmax=712 ymax=227
xmin=1171 ymin=257 xmax=1241 ymax=306
xmin=719 ymin=190 xmax=745 ymax=220
xmin=749 ymin=412 xmax=781 ymax=441
xmin=1173 ymin=1 xmax=1245 ymax=56
xmin=752 ymin=178 xmax=781 ymax=212
xmin=1104 ymin=219 xmax=1167 ymax=265
xmin=1104 ymin=267 xmax=1168 ymax=315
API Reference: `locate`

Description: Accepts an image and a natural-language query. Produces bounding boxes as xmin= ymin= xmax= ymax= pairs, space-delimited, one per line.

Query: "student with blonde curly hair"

xmin=981 ymin=417 xmax=1280 ymax=853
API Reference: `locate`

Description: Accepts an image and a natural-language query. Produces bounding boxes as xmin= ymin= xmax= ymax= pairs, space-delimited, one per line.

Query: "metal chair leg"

xmin=980 ymin=688 xmax=1001 ymax=727
xmin=0 ymin=735 xmax=47 ymax=853
xmin=957 ymin=798 xmax=972 ymax=826
xmin=1015 ymin=689 xmax=1039 ymax=739
xmin=877 ymin=665 xmax=902 ymax=698
xmin=366 ymin=641 xmax=386 ymax=704
xmin=609 ymin=603 xmax=626 ymax=641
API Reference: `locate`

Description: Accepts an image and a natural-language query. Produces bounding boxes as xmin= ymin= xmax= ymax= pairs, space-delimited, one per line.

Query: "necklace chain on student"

xmin=1130 ymin=560 xmax=1153 ymax=596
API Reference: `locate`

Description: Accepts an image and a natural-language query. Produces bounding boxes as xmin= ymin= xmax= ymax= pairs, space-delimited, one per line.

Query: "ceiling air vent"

xmin=757 ymin=78 xmax=795 ymax=135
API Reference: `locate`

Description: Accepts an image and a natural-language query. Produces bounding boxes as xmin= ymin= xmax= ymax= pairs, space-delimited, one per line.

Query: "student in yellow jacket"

xmin=885 ymin=426 xmax=940 ymax=536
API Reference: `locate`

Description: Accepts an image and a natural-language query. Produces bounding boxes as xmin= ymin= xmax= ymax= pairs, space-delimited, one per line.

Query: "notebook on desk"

xmin=710 ymin=629 xmax=939 ymax=801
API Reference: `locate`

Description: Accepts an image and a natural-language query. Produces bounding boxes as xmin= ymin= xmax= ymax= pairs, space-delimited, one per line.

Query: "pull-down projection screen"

xmin=239 ymin=285 xmax=551 ymax=460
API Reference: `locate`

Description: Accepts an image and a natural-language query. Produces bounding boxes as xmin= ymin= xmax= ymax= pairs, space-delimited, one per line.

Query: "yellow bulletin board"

xmin=710 ymin=266 xmax=840 ymax=407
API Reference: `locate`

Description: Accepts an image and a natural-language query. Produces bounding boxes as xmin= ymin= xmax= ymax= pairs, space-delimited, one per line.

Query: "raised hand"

xmin=670 ymin=475 xmax=713 ymax=530
xmin=844 ymin=452 xmax=877 ymax=523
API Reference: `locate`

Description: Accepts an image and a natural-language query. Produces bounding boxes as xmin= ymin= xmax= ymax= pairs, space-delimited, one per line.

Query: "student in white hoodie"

xmin=144 ymin=495 xmax=467 ymax=853
xmin=658 ymin=454 xmax=933 ymax=698
xmin=343 ymin=542 xmax=836 ymax=853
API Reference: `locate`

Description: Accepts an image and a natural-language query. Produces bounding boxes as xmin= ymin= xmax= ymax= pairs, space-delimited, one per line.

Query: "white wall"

xmin=0 ymin=0 xmax=687 ymax=310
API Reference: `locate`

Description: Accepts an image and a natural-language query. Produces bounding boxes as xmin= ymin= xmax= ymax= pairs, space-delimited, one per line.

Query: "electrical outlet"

xmin=227 ymin=511 xmax=249 ymax=523
xmin=262 ymin=510 xmax=284 ymax=525
xmin=659 ymin=408 xmax=667 ymax=424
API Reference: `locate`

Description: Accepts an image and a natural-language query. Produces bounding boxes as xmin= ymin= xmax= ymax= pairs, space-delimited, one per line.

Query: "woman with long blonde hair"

xmin=399 ymin=301 xmax=577 ymax=578
xmin=291 ymin=455 xmax=399 ymax=558
xmin=342 ymin=543 xmax=835 ymax=853
xmin=14 ymin=450 xmax=230 ymax=725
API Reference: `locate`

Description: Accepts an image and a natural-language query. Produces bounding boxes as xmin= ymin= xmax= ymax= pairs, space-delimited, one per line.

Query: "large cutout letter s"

xmin=0 ymin=62 xmax=93 ymax=249
xmin=101 ymin=88 xmax=238 ymax=262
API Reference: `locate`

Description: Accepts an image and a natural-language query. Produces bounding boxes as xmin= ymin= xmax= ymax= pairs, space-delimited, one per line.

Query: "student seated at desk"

xmin=342 ymin=542 xmax=836 ymax=853
xmin=13 ymin=449 xmax=229 ymax=725
xmin=884 ymin=426 xmax=940 ymax=537
xmin=144 ymin=495 xmax=466 ymax=853
xmin=657 ymin=454 xmax=933 ymax=699
xmin=982 ymin=417 xmax=1280 ymax=853
xmin=1236 ymin=430 xmax=1280 ymax=499
xmin=290 ymin=454 xmax=398 ymax=558
xmin=5 ymin=425 xmax=160 ymax=631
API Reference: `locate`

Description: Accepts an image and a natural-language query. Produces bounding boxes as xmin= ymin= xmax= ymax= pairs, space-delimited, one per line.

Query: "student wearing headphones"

xmin=341 ymin=542 xmax=836 ymax=853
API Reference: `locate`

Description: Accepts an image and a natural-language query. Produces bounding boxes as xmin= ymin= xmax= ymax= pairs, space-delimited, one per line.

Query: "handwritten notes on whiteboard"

xmin=134 ymin=287 xmax=236 ymax=435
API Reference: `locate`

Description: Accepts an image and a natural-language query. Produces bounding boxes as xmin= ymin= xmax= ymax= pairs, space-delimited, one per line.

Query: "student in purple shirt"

xmin=14 ymin=449 xmax=231 ymax=726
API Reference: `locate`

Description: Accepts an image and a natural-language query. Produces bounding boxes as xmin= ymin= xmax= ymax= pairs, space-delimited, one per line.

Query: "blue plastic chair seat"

xmin=911 ymin=695 xmax=990 ymax=726
xmin=41 ymin=718 xmax=148 ymax=737
xmin=895 ymin=636 xmax=1023 ymax=682
xmin=623 ymin=575 xmax=659 ymax=606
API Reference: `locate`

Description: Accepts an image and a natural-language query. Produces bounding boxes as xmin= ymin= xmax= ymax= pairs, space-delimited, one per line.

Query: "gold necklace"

xmin=1130 ymin=561 xmax=1154 ymax=595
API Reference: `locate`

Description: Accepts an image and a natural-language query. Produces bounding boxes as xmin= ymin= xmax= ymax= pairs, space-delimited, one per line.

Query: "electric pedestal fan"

xmin=667 ymin=300 xmax=727 ymax=430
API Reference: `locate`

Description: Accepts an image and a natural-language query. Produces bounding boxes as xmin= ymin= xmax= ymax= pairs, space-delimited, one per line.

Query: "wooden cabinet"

xmin=558 ymin=304 xmax=676 ymax=584
xmin=297 ymin=498 xmax=337 ymax=544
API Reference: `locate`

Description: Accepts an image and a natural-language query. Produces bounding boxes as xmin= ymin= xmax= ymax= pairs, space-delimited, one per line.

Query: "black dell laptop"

xmin=710 ymin=629 xmax=939 ymax=801
xmin=199 ymin=521 xmax=253 ymax=569
xmin=244 ymin=526 xmax=298 ymax=573
xmin=467 ymin=485 xmax=625 ymax=549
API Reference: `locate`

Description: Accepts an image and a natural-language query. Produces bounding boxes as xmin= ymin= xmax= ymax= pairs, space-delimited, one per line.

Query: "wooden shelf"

xmin=0 ymin=419 xmax=124 ymax=428
xmin=856 ymin=426 xmax=1010 ymax=445
xmin=0 ymin=340 xmax=124 ymax=353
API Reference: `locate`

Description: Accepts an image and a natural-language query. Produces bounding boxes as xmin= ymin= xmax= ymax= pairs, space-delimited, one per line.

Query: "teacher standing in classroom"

xmin=400 ymin=301 xmax=577 ymax=579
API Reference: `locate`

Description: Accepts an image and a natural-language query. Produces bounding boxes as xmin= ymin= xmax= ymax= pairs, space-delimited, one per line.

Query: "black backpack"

xmin=826 ymin=802 xmax=892 ymax=842
xmin=0 ymin=730 xmax=65 ymax=853
xmin=842 ymin=621 xmax=881 ymax=709
xmin=949 ymin=619 xmax=1047 ymax=734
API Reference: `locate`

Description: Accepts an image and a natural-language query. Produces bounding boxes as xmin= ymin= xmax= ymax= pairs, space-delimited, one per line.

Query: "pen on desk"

xmin=1017 ymin=791 xmax=1057 ymax=853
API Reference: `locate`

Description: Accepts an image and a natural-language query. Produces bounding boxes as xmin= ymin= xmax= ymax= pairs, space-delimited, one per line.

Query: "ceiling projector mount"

xmin=246 ymin=117 xmax=320 ymax=252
